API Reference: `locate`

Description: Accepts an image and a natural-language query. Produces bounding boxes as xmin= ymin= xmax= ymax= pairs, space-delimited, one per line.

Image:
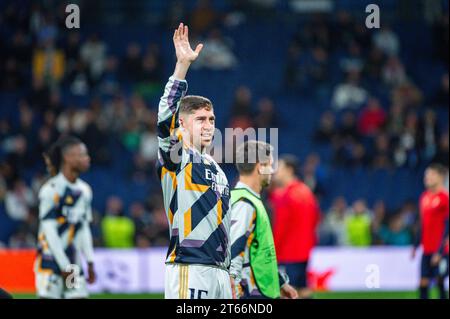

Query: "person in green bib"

xmin=230 ymin=140 xmax=298 ymax=299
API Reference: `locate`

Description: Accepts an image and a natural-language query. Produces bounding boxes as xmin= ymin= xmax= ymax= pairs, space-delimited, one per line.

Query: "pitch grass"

xmin=11 ymin=289 xmax=446 ymax=299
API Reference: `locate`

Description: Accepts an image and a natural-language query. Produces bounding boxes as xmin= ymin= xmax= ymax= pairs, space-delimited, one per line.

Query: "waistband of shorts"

xmin=165 ymin=262 xmax=229 ymax=273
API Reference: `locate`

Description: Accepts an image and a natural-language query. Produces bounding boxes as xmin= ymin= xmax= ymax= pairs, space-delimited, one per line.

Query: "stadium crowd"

xmin=0 ymin=1 xmax=448 ymax=249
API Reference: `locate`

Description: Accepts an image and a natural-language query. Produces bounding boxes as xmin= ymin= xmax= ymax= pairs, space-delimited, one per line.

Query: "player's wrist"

xmin=173 ymin=61 xmax=190 ymax=80
xmin=176 ymin=59 xmax=191 ymax=66
xmin=175 ymin=60 xmax=191 ymax=73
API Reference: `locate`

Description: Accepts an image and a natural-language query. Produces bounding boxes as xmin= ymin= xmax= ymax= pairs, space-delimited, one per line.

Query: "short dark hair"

xmin=43 ymin=135 xmax=82 ymax=176
xmin=279 ymin=154 xmax=300 ymax=176
xmin=427 ymin=163 xmax=448 ymax=177
xmin=235 ymin=140 xmax=273 ymax=175
xmin=180 ymin=95 xmax=213 ymax=115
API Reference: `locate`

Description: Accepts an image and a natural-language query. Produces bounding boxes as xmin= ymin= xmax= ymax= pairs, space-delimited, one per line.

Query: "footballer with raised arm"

xmin=157 ymin=23 xmax=233 ymax=299
xmin=35 ymin=135 xmax=96 ymax=299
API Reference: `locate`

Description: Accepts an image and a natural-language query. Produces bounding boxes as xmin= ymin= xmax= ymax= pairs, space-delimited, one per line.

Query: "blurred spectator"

xmin=29 ymin=4 xmax=45 ymax=35
xmin=371 ymin=200 xmax=387 ymax=245
xmin=382 ymin=55 xmax=408 ymax=87
xmin=309 ymin=46 xmax=330 ymax=87
xmin=373 ymin=25 xmax=400 ymax=57
xmin=193 ymin=28 xmax=237 ymax=70
xmin=229 ymin=85 xmax=254 ymax=129
xmin=391 ymin=81 xmax=423 ymax=109
xmin=431 ymin=13 xmax=449 ymax=65
xmin=8 ymin=225 xmax=36 ymax=248
xmin=32 ymin=38 xmax=65 ymax=86
xmin=90 ymin=210 xmax=104 ymax=247
xmin=364 ymin=46 xmax=385 ymax=80
xmin=35 ymin=14 xmax=58 ymax=45
xmin=357 ymin=98 xmax=386 ymax=136
xmin=371 ymin=133 xmax=393 ymax=169
xmin=338 ymin=111 xmax=359 ymax=140
xmin=332 ymin=10 xmax=355 ymax=49
xmin=2 ymin=134 xmax=32 ymax=175
xmin=121 ymin=42 xmax=142 ymax=82
xmin=63 ymin=32 xmax=82 ymax=72
xmin=320 ymin=197 xmax=349 ymax=246
xmin=122 ymin=118 xmax=141 ymax=152
xmin=65 ymin=59 xmax=92 ymax=96
xmin=99 ymin=55 xmax=121 ymax=95
xmin=0 ymin=161 xmax=17 ymax=191
xmin=0 ymin=172 xmax=6 ymax=201
xmin=56 ymin=107 xmax=89 ymax=135
xmin=166 ymin=0 xmax=186 ymax=29
xmin=5 ymin=179 xmax=35 ymax=221
xmin=420 ymin=109 xmax=440 ymax=162
xmin=7 ymin=30 xmax=31 ymax=68
xmin=30 ymin=172 xmax=46 ymax=198
xmin=147 ymin=200 xmax=170 ymax=246
xmin=399 ymin=200 xmax=418 ymax=231
xmin=28 ymin=77 xmax=50 ymax=113
xmin=101 ymin=196 xmax=135 ymax=248
xmin=135 ymin=45 xmax=164 ymax=100
xmin=80 ymin=33 xmax=107 ymax=83
xmin=1 ymin=58 xmax=24 ymax=91
xmin=100 ymin=94 xmax=130 ymax=134
xmin=302 ymin=153 xmax=327 ymax=198
xmin=340 ymin=41 xmax=364 ymax=73
xmin=378 ymin=213 xmax=412 ymax=246
xmin=393 ymin=111 xmax=421 ymax=168
xmin=386 ymin=101 xmax=405 ymax=136
xmin=430 ymin=73 xmax=449 ymax=108
xmin=190 ymin=0 xmax=219 ymax=35
xmin=48 ymin=91 xmax=64 ymax=115
xmin=82 ymin=100 xmax=112 ymax=165
xmin=314 ymin=111 xmax=337 ymax=144
xmin=130 ymin=201 xmax=152 ymax=248
xmin=254 ymin=97 xmax=278 ymax=128
xmin=283 ymin=43 xmax=302 ymax=90
xmin=432 ymin=132 xmax=449 ymax=166
xmin=345 ymin=200 xmax=372 ymax=246
xmin=332 ymin=71 xmax=368 ymax=110
xmin=353 ymin=22 xmax=372 ymax=52
xmin=334 ymin=112 xmax=368 ymax=167
xmin=0 ymin=119 xmax=11 ymax=143
xmin=140 ymin=122 xmax=159 ymax=163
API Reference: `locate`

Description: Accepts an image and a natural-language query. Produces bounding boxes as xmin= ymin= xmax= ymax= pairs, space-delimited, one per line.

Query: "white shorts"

xmin=35 ymin=270 xmax=89 ymax=299
xmin=165 ymin=263 xmax=232 ymax=299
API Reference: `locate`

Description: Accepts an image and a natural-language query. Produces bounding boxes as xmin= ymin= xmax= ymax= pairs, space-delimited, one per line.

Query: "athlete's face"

xmin=64 ymin=143 xmax=91 ymax=173
xmin=181 ymin=108 xmax=215 ymax=150
xmin=258 ymin=156 xmax=274 ymax=188
xmin=424 ymin=168 xmax=443 ymax=190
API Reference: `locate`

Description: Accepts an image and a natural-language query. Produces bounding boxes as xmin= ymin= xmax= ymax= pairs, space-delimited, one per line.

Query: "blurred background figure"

xmin=412 ymin=164 xmax=449 ymax=299
xmin=192 ymin=28 xmax=237 ymax=70
xmin=270 ymin=155 xmax=320 ymax=299
xmin=345 ymin=199 xmax=372 ymax=247
xmin=101 ymin=196 xmax=135 ymax=249
xmin=320 ymin=196 xmax=349 ymax=246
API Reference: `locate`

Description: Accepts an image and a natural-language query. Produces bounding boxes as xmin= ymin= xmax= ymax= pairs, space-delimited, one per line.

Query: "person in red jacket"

xmin=269 ymin=155 xmax=320 ymax=299
xmin=357 ymin=98 xmax=386 ymax=136
xmin=412 ymin=163 xmax=449 ymax=299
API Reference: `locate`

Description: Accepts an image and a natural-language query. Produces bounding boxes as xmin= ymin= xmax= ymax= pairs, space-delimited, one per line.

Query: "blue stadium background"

xmin=0 ymin=0 xmax=448 ymax=248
